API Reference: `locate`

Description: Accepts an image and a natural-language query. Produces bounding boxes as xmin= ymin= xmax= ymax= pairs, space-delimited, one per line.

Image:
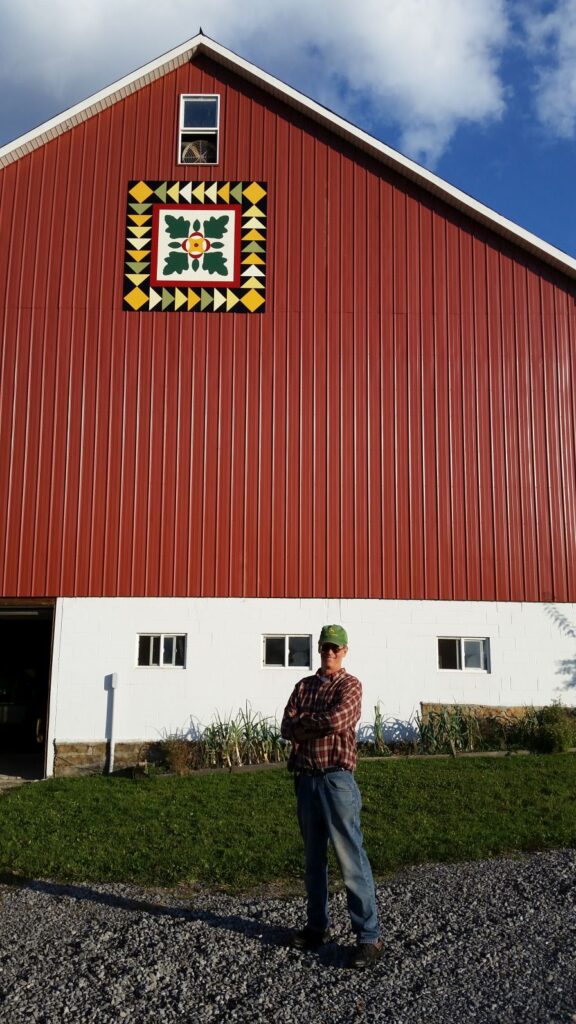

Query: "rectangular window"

xmin=178 ymin=95 xmax=219 ymax=164
xmin=137 ymin=634 xmax=186 ymax=667
xmin=262 ymin=635 xmax=312 ymax=668
xmin=438 ymin=637 xmax=490 ymax=672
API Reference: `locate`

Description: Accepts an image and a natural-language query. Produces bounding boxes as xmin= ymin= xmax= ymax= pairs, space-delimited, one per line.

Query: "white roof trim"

xmin=1 ymin=33 xmax=575 ymax=280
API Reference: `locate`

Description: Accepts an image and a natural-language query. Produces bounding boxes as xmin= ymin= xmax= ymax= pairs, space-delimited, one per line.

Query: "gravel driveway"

xmin=1 ymin=848 xmax=575 ymax=1023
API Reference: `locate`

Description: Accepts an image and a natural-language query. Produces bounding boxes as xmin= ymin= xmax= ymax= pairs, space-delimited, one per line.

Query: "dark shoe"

xmin=289 ymin=926 xmax=331 ymax=951
xmin=348 ymin=940 xmax=384 ymax=968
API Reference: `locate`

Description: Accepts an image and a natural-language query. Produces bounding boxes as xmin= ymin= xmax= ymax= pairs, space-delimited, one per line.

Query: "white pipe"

xmin=108 ymin=673 xmax=119 ymax=774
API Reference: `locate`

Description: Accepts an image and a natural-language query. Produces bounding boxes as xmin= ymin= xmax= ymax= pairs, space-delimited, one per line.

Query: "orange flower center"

xmin=183 ymin=232 xmax=211 ymax=256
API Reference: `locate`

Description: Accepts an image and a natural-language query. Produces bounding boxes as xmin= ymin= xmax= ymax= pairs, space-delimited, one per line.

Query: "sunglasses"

xmin=320 ymin=643 xmax=344 ymax=654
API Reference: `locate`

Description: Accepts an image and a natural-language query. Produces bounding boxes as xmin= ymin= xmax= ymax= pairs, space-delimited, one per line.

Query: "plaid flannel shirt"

xmin=280 ymin=668 xmax=361 ymax=772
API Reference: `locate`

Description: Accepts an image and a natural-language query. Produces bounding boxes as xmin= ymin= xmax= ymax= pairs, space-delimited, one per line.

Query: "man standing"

xmin=281 ymin=624 xmax=382 ymax=968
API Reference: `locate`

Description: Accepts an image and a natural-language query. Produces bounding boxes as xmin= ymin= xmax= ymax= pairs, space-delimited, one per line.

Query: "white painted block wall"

xmin=46 ymin=597 xmax=576 ymax=773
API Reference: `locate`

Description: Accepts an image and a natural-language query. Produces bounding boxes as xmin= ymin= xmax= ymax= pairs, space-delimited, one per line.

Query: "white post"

xmin=108 ymin=673 xmax=119 ymax=774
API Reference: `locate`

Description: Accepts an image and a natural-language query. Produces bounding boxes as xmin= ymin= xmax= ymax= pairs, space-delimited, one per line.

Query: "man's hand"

xmin=291 ymin=720 xmax=314 ymax=742
xmin=290 ymin=717 xmax=330 ymax=742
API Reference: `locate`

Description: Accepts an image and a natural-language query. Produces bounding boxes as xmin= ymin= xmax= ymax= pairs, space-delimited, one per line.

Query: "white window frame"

xmin=437 ymin=636 xmax=490 ymax=672
xmin=177 ymin=94 xmax=220 ymax=165
xmin=136 ymin=633 xmax=187 ymax=668
xmin=262 ymin=634 xmax=312 ymax=669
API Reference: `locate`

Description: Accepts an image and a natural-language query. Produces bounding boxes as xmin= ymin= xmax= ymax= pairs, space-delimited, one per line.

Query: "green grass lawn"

xmin=1 ymin=755 xmax=575 ymax=890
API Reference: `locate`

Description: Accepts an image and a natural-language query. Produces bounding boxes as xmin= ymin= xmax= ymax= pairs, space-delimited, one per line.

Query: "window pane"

xmin=180 ymin=134 xmax=218 ymax=164
xmin=175 ymin=635 xmax=186 ymax=667
xmin=464 ymin=639 xmax=484 ymax=670
xmin=264 ymin=637 xmax=285 ymax=666
xmin=163 ymin=636 xmax=175 ymax=665
xmin=288 ymin=636 xmax=311 ymax=667
xmin=183 ymin=97 xmax=218 ymax=128
xmin=138 ymin=635 xmax=151 ymax=666
xmin=151 ymin=636 xmax=161 ymax=666
xmin=438 ymin=638 xmax=461 ymax=670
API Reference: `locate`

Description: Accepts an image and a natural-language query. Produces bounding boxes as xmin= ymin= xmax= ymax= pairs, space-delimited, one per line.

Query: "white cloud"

xmin=304 ymin=0 xmax=509 ymax=162
xmin=0 ymin=0 xmax=510 ymax=163
xmin=523 ymin=0 xmax=576 ymax=137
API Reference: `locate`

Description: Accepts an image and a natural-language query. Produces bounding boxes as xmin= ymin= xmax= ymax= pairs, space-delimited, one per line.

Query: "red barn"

xmin=0 ymin=35 xmax=575 ymax=776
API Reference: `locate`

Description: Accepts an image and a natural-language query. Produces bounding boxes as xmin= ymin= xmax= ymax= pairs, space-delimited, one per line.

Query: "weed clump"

xmin=523 ymin=704 xmax=576 ymax=754
xmin=414 ymin=702 xmax=576 ymax=756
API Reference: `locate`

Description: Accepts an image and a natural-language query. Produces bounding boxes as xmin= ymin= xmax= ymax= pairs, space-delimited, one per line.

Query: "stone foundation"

xmin=420 ymin=703 xmax=536 ymax=722
xmin=53 ymin=741 xmax=163 ymax=777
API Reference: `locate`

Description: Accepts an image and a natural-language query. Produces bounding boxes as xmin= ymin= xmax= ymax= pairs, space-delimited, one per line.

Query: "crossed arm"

xmin=281 ymin=678 xmax=361 ymax=743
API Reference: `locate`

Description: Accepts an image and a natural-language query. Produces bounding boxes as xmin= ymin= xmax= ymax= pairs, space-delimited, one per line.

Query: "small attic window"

xmin=178 ymin=95 xmax=219 ymax=165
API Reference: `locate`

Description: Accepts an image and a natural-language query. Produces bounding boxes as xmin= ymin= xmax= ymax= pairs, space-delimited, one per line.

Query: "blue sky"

xmin=0 ymin=0 xmax=575 ymax=258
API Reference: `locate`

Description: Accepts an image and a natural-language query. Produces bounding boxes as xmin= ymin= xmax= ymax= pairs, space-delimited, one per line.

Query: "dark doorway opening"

xmin=0 ymin=606 xmax=54 ymax=779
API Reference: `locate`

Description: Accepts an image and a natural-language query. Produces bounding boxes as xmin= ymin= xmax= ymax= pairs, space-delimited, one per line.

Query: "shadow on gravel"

xmin=0 ymin=874 xmax=351 ymax=966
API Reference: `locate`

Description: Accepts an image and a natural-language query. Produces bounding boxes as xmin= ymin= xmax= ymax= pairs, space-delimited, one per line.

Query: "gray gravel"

xmin=1 ymin=849 xmax=575 ymax=1023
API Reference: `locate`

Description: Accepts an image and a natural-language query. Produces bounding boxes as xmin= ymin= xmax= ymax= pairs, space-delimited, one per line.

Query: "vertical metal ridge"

xmin=201 ymin=315 xmax=219 ymax=595
xmin=515 ymin=261 xmax=539 ymax=599
xmin=29 ymin=148 xmax=55 ymax=594
xmin=172 ymin=314 xmax=192 ymax=596
xmin=407 ymin=200 xmax=425 ymax=599
xmin=226 ymin=315 xmax=239 ymax=596
xmin=555 ymin=296 xmax=576 ymax=598
xmin=187 ymin=317 xmax=205 ymax=595
xmin=352 ymin=166 xmax=366 ymax=597
xmin=555 ymin=287 xmax=573 ymax=600
xmin=485 ymin=247 xmax=508 ymax=600
xmin=529 ymin=274 xmax=552 ymax=598
xmin=541 ymin=279 xmax=567 ymax=600
xmin=419 ymin=201 xmax=436 ymax=599
xmin=2 ymin=157 xmax=30 ymax=593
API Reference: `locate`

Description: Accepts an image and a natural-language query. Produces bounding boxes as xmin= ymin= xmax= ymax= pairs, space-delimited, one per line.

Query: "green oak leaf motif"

xmin=165 ymin=215 xmax=191 ymax=239
xmin=203 ymin=215 xmax=229 ymax=239
xmin=202 ymin=252 xmax=228 ymax=276
xmin=164 ymin=251 xmax=189 ymax=275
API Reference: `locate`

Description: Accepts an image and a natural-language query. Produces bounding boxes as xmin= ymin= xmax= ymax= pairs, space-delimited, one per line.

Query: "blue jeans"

xmin=295 ymin=770 xmax=380 ymax=944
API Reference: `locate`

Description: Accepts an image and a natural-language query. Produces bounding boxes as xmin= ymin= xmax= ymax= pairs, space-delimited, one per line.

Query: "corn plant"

xmin=416 ymin=706 xmax=483 ymax=755
xmin=208 ymin=713 xmax=243 ymax=768
xmin=373 ymin=702 xmax=391 ymax=754
xmin=238 ymin=703 xmax=262 ymax=764
xmin=161 ymin=706 xmax=290 ymax=770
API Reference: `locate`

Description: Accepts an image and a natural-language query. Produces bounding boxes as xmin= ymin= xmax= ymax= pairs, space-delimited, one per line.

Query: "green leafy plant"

xmin=159 ymin=706 xmax=288 ymax=772
xmin=524 ymin=703 xmax=576 ymax=754
xmin=416 ymin=706 xmax=483 ymax=755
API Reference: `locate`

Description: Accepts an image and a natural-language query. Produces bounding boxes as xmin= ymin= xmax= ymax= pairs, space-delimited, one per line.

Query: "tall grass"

xmin=161 ymin=705 xmax=286 ymax=774
xmin=159 ymin=702 xmax=576 ymax=774
xmin=416 ymin=706 xmax=483 ymax=755
xmin=415 ymin=703 xmax=576 ymax=756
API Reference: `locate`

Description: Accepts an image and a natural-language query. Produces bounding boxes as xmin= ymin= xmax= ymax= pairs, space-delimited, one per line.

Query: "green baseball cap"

xmin=318 ymin=624 xmax=348 ymax=647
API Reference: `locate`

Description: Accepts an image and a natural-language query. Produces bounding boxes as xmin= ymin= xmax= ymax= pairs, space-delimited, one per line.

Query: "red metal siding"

xmin=1 ymin=56 xmax=575 ymax=600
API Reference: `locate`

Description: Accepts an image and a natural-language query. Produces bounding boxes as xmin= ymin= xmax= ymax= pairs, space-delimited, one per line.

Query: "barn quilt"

xmin=123 ymin=180 xmax=267 ymax=312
